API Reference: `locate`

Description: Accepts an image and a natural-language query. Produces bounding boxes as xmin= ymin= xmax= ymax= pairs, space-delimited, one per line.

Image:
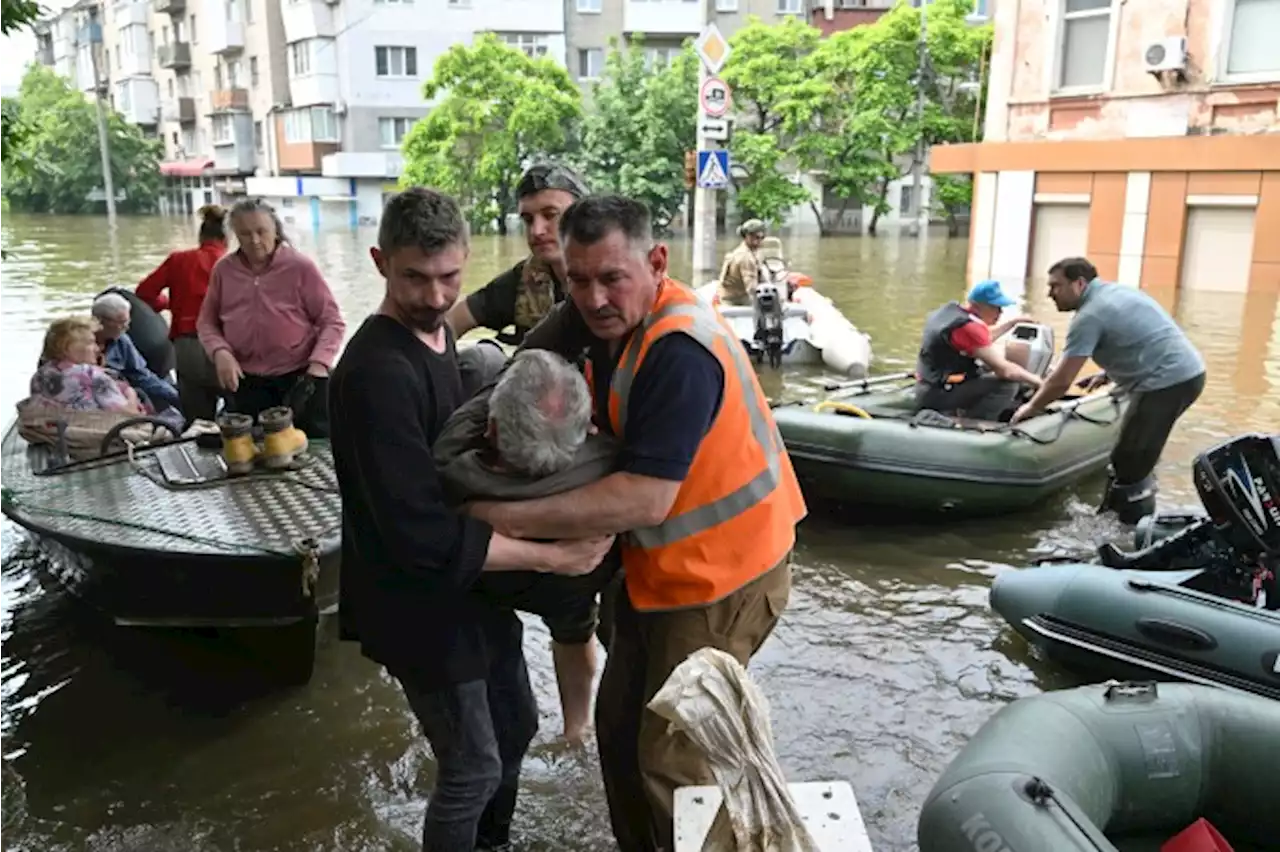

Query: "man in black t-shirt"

xmin=328 ymin=188 xmax=613 ymax=852
xmin=446 ymin=163 xmax=589 ymax=346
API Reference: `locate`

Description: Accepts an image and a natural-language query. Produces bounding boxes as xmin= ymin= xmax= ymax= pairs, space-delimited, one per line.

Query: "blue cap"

xmin=967 ymin=279 xmax=1016 ymax=308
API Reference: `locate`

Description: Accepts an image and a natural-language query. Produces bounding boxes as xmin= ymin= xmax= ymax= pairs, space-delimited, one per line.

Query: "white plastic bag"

xmin=648 ymin=647 xmax=821 ymax=852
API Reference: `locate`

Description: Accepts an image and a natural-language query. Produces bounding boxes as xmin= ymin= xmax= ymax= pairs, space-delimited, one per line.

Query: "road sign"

xmin=700 ymin=117 xmax=730 ymax=142
xmin=699 ymin=76 xmax=732 ymax=118
xmin=694 ymin=23 xmax=731 ymax=75
xmin=696 ymin=150 xmax=730 ymax=190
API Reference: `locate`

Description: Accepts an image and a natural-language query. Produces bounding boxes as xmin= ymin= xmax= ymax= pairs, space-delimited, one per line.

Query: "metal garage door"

xmin=1180 ymin=207 xmax=1256 ymax=293
xmin=1028 ymin=204 xmax=1090 ymax=285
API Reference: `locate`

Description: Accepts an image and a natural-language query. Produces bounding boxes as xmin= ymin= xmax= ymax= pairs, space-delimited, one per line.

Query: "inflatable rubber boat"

xmin=991 ymin=433 xmax=1280 ymax=700
xmin=771 ymin=324 xmax=1128 ymax=515
xmin=918 ymin=681 xmax=1280 ymax=851
xmin=695 ymin=238 xmax=872 ymax=377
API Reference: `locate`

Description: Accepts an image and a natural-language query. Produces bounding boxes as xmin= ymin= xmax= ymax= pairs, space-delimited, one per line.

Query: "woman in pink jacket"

xmin=197 ymin=198 xmax=346 ymax=438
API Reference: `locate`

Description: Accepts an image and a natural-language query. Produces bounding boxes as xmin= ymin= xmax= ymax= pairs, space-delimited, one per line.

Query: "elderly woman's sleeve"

xmin=300 ymin=259 xmax=346 ymax=370
xmin=196 ymin=266 xmax=232 ymax=358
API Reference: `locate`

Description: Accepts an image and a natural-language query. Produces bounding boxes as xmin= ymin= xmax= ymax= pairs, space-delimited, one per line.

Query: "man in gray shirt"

xmin=1012 ymin=257 xmax=1205 ymax=522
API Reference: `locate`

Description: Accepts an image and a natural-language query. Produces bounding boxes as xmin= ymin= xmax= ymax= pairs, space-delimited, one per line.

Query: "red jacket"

xmin=136 ymin=240 xmax=227 ymax=339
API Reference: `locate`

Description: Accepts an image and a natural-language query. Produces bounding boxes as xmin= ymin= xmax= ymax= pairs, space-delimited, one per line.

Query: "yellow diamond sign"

xmin=695 ymin=23 xmax=731 ymax=76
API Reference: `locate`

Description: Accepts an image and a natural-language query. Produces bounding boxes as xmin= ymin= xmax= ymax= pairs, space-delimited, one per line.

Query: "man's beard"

xmin=404 ymin=307 xmax=445 ymax=332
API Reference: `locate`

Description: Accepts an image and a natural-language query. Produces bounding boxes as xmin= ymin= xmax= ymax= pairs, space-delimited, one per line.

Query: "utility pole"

xmin=691 ymin=3 xmax=718 ymax=276
xmin=85 ymin=4 xmax=117 ymax=230
xmin=908 ymin=0 xmax=929 ymax=238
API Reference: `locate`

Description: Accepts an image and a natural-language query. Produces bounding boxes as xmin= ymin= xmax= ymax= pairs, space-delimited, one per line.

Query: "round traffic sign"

xmin=700 ymin=77 xmax=732 ymax=119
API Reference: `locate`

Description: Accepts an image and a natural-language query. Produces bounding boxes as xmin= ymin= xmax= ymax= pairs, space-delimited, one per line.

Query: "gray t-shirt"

xmin=1063 ymin=280 xmax=1204 ymax=393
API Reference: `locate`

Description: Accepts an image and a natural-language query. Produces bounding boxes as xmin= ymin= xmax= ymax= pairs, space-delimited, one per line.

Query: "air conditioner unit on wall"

xmin=1144 ymin=37 xmax=1187 ymax=74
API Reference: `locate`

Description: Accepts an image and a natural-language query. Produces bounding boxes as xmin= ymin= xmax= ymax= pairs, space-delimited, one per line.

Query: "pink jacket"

xmin=198 ymin=244 xmax=346 ymax=377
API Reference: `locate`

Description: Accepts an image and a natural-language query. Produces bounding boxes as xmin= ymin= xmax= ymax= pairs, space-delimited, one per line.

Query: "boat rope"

xmin=1007 ymin=393 xmax=1124 ymax=445
xmin=0 ymin=485 xmax=340 ymax=561
xmin=813 ymin=400 xmax=872 ymax=419
xmin=1022 ymin=777 xmax=1109 ymax=850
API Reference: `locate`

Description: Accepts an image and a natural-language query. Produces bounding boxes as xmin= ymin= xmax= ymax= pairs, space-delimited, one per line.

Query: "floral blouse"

xmin=29 ymin=360 xmax=143 ymax=413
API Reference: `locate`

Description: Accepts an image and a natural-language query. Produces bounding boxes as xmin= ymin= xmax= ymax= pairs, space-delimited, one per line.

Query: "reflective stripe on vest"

xmin=611 ymin=297 xmax=786 ymax=551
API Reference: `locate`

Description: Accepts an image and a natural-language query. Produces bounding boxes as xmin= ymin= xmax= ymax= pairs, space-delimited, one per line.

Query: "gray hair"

xmin=229 ymin=197 xmax=289 ymax=246
xmin=488 ymin=350 xmax=592 ymax=478
xmin=91 ymin=292 xmax=131 ymax=321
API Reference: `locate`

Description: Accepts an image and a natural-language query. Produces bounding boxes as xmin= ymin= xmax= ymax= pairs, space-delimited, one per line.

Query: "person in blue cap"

xmin=914 ymin=279 xmax=1045 ymax=420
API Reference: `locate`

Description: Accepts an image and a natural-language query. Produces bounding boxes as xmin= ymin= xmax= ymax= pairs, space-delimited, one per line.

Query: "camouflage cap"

xmin=516 ymin=163 xmax=590 ymax=201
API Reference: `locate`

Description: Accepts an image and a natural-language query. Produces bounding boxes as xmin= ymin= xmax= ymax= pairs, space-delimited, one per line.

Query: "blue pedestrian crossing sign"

xmin=696 ymin=149 xmax=730 ymax=190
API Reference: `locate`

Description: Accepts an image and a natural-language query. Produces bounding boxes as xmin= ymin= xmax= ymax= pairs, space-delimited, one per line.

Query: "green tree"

xmin=577 ymin=37 xmax=698 ymax=232
xmin=2 ymin=0 xmax=43 ymax=173
xmin=917 ymin=0 xmax=992 ymax=235
xmin=401 ymin=34 xmax=582 ymax=235
xmin=719 ymin=17 xmax=822 ymax=226
xmin=3 ymin=65 xmax=162 ymax=214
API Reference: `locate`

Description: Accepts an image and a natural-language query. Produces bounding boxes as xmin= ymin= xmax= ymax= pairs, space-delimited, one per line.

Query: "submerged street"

xmin=2 ymin=213 xmax=1278 ymax=851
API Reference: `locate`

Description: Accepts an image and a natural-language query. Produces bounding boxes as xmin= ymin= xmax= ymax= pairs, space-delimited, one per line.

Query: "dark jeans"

xmin=472 ymin=556 xmax=620 ymax=645
xmin=395 ymin=648 xmax=538 ymax=852
xmin=174 ymin=334 xmax=223 ymax=424
xmin=914 ymin=375 xmax=1021 ymax=421
xmin=228 ymin=370 xmax=330 ymax=438
xmin=1113 ymin=372 xmax=1206 ymax=485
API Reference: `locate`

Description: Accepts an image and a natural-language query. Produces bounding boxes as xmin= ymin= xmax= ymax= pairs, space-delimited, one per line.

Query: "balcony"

xmin=281 ymin=0 xmax=335 ymax=44
xmin=157 ymin=42 xmax=191 ymax=69
xmin=152 ymin=0 xmax=185 ymax=13
xmin=113 ymin=1 xmax=150 ymax=26
xmin=77 ymin=21 xmax=103 ymax=44
xmin=623 ymin=0 xmax=700 ymax=35
xmin=207 ymin=18 xmax=245 ymax=54
xmin=36 ymin=43 xmax=54 ymax=66
xmin=114 ymin=76 xmax=159 ymax=125
xmin=212 ymin=113 xmax=256 ymax=174
xmin=210 ymin=87 xmax=250 ymax=112
xmin=807 ymin=0 xmax=893 ymax=33
xmin=322 ymin=151 xmax=404 ymax=179
xmin=163 ymin=96 xmax=197 ymax=122
xmin=290 ymin=72 xmax=340 ymax=108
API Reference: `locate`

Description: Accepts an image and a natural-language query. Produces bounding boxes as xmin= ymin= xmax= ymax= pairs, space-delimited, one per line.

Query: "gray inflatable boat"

xmin=918 ymin=681 xmax=1280 ymax=851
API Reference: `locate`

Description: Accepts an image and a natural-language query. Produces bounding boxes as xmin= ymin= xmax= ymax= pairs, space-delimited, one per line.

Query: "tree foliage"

xmin=2 ymin=0 xmax=43 ymax=173
xmin=721 ymin=4 xmax=989 ymax=234
xmin=577 ymin=37 xmax=698 ymax=233
xmin=3 ymin=65 xmax=163 ymax=214
xmin=400 ymin=34 xmax=582 ymax=234
xmin=720 ymin=17 xmax=818 ymax=225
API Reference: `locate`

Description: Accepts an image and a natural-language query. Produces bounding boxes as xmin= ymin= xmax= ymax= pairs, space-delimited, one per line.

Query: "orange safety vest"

xmin=586 ymin=278 xmax=808 ymax=611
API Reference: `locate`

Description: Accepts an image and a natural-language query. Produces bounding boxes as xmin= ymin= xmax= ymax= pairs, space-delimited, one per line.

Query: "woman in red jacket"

xmin=136 ymin=204 xmax=229 ymax=423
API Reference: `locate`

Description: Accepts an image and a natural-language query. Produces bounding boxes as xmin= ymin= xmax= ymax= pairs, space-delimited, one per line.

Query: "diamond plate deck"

xmin=1 ymin=420 xmax=341 ymax=559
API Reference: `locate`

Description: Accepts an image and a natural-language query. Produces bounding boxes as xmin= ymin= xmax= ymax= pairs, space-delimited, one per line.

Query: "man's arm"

xmin=990 ymin=315 xmax=1034 ymax=341
xmin=336 ymin=358 xmax=590 ymax=589
xmin=972 ymin=344 xmax=1043 ymax=388
xmin=120 ymin=336 xmax=181 ymax=409
xmin=473 ymin=334 xmax=724 ymax=539
xmin=448 ymin=265 xmax=521 ymax=338
xmin=1013 ymin=356 xmax=1089 ymax=422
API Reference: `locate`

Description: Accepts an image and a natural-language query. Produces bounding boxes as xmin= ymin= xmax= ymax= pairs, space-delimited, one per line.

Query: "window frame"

xmin=577 ymin=47 xmax=603 ymax=80
xmin=1049 ymin=0 xmax=1120 ymax=96
xmin=576 ymin=0 xmax=601 ymax=13
xmin=1215 ymin=0 xmax=1280 ymax=85
xmin=715 ymin=0 xmax=739 ymax=11
xmin=375 ymin=45 xmax=419 ymax=78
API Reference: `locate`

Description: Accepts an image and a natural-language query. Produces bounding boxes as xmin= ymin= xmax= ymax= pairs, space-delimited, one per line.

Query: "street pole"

xmin=908 ymin=0 xmax=929 ymax=238
xmin=86 ymin=7 xmax=118 ymax=231
xmin=691 ymin=3 xmax=718 ymax=277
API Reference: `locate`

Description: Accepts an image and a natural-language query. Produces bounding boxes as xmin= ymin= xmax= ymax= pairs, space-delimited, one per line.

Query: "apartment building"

xmin=33 ymin=1 xmax=105 ymax=96
xmin=931 ymin=0 xmax=1280 ymax=296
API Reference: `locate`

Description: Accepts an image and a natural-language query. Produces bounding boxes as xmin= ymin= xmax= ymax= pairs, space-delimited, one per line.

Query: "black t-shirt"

xmin=465 ymin=259 xmax=565 ymax=345
xmin=328 ymin=314 xmax=517 ymax=688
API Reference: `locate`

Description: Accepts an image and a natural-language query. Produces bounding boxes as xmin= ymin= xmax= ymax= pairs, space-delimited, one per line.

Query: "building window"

xmin=250 ymin=56 xmax=259 ymax=87
xmin=212 ymin=113 xmax=233 ymax=144
xmin=311 ymin=106 xmax=338 ymax=142
xmin=577 ymin=48 xmax=603 ymax=80
xmin=715 ymin=0 xmax=738 ymax=10
xmin=498 ymin=33 xmax=548 ymax=59
xmin=576 ymin=0 xmax=601 ymax=11
xmin=776 ymin=0 xmax=800 ymax=12
xmin=254 ymin=120 xmax=263 ymax=152
xmin=1057 ymin=0 xmax=1112 ymax=90
xmin=284 ymin=106 xmax=339 ymax=144
xmin=1224 ymin=0 xmax=1280 ymax=79
xmin=643 ymin=46 xmax=677 ymax=69
xmin=379 ymin=116 xmax=413 ymax=147
xmin=375 ymin=0 xmax=414 ymax=4
xmin=375 ymin=45 xmax=418 ymax=77
xmin=226 ymin=59 xmax=242 ymax=87
xmin=290 ymin=41 xmax=311 ymax=75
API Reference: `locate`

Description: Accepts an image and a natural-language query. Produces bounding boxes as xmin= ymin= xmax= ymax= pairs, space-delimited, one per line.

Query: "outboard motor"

xmin=752 ymin=281 xmax=786 ymax=370
xmin=1002 ymin=323 xmax=1056 ymax=379
xmin=1098 ymin=433 xmax=1280 ymax=606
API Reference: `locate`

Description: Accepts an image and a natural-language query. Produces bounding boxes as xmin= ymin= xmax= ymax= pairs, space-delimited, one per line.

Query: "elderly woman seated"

xmin=434 ymin=348 xmax=619 ymax=744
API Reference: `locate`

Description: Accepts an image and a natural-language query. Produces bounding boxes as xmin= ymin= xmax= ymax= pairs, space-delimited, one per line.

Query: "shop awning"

xmin=160 ymin=158 xmax=214 ymax=177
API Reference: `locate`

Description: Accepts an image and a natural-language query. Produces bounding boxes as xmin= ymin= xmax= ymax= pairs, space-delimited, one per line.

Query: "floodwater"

xmin=1 ymin=214 xmax=1277 ymax=852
